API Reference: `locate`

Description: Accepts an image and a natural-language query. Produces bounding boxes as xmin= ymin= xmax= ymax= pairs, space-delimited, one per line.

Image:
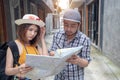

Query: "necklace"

xmin=23 ymin=44 xmax=38 ymax=55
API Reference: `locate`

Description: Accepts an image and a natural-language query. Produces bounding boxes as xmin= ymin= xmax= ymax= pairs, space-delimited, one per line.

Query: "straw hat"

xmin=15 ymin=14 xmax=45 ymax=27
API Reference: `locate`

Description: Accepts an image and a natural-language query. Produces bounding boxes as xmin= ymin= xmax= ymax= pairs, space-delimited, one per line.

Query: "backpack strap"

xmin=8 ymin=41 xmax=20 ymax=66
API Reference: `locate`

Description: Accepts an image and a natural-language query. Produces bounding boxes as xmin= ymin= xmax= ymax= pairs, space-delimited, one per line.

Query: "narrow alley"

xmin=0 ymin=0 xmax=120 ymax=80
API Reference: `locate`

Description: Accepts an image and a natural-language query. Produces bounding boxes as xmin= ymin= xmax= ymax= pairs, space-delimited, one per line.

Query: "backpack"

xmin=0 ymin=41 xmax=20 ymax=80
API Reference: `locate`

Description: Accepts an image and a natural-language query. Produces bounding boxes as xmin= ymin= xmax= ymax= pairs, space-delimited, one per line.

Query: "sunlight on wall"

xmin=58 ymin=0 xmax=69 ymax=9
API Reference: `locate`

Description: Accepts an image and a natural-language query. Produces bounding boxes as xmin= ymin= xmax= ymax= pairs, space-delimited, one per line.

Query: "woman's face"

xmin=25 ymin=25 xmax=39 ymax=41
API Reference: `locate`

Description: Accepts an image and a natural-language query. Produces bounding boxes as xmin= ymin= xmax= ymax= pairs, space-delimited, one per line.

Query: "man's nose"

xmin=67 ymin=26 xmax=71 ymax=31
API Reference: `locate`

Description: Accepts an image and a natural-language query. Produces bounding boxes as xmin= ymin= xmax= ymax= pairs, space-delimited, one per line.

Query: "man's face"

xmin=64 ymin=20 xmax=80 ymax=37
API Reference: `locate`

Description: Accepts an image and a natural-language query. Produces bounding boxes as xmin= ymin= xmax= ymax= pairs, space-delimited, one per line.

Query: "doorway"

xmin=0 ymin=0 xmax=7 ymax=44
xmin=88 ymin=0 xmax=99 ymax=45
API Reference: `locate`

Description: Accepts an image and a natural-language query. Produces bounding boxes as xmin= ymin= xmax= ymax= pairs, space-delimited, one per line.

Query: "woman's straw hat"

xmin=15 ymin=14 xmax=45 ymax=27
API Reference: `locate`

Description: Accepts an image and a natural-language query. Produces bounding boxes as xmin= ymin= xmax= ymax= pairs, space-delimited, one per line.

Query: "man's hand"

xmin=49 ymin=51 xmax=55 ymax=56
xmin=66 ymin=55 xmax=89 ymax=67
xmin=66 ymin=55 xmax=80 ymax=65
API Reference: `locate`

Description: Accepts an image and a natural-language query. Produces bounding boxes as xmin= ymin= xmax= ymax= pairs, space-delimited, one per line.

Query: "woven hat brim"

xmin=15 ymin=19 xmax=45 ymax=27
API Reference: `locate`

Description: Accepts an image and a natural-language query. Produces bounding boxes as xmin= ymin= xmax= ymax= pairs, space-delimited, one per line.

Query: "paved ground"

xmin=85 ymin=47 xmax=120 ymax=80
xmin=44 ymin=31 xmax=120 ymax=80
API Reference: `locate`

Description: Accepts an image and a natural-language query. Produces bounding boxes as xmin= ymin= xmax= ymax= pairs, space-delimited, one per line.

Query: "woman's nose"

xmin=31 ymin=31 xmax=35 ymax=35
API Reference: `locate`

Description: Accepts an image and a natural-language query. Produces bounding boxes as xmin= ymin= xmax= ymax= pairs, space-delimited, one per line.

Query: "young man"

xmin=50 ymin=9 xmax=91 ymax=80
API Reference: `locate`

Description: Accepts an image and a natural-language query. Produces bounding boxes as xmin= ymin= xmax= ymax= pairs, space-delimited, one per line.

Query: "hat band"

xmin=63 ymin=18 xmax=80 ymax=23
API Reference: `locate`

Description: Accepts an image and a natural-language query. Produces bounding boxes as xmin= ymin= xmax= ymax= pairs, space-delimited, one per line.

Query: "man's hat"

xmin=15 ymin=14 xmax=45 ymax=27
xmin=63 ymin=9 xmax=81 ymax=23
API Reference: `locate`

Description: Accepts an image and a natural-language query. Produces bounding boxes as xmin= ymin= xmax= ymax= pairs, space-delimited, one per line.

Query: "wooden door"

xmin=0 ymin=0 xmax=7 ymax=44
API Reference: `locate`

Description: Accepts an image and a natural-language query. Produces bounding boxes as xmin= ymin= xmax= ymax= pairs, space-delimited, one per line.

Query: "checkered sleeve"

xmin=50 ymin=33 xmax=58 ymax=51
xmin=81 ymin=37 xmax=91 ymax=62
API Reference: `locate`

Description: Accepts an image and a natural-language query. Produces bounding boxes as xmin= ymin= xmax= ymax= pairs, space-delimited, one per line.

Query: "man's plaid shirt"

xmin=50 ymin=30 xmax=91 ymax=80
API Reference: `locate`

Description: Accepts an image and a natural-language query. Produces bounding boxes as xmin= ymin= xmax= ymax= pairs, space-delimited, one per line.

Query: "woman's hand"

xmin=18 ymin=63 xmax=33 ymax=74
xmin=40 ymin=27 xmax=46 ymax=41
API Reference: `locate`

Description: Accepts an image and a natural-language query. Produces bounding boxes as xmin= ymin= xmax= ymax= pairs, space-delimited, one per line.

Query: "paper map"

xmin=25 ymin=46 xmax=83 ymax=79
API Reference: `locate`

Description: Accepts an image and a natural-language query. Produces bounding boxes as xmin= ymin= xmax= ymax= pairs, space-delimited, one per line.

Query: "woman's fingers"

xmin=19 ymin=66 xmax=33 ymax=74
xmin=19 ymin=64 xmax=33 ymax=74
xmin=40 ymin=27 xmax=46 ymax=40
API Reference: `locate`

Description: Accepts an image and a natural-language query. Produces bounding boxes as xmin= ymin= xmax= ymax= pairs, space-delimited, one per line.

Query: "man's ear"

xmin=77 ymin=23 xmax=81 ymax=30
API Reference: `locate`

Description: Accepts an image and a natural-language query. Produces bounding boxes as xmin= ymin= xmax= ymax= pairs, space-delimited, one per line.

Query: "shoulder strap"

xmin=8 ymin=41 xmax=20 ymax=66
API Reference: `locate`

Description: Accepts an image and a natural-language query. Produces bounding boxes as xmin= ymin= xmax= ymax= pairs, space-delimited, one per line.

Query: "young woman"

xmin=5 ymin=14 xmax=48 ymax=80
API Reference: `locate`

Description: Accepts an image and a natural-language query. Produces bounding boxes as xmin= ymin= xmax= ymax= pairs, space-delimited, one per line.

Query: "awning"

xmin=70 ymin=0 xmax=85 ymax=8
